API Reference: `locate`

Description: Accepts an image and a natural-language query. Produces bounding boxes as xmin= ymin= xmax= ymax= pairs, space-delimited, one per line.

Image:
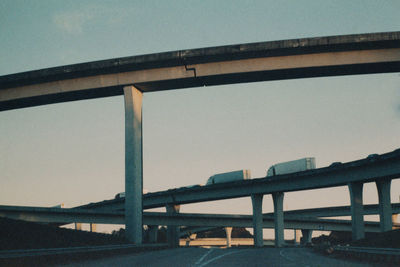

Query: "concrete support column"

xmin=348 ymin=182 xmax=365 ymax=240
xmin=124 ymin=85 xmax=143 ymax=244
xmin=392 ymin=214 xmax=398 ymax=228
xmin=301 ymin=229 xmax=312 ymax=245
xmin=376 ymin=179 xmax=392 ymax=232
xmin=251 ymin=194 xmax=264 ymax=247
xmin=75 ymin=223 xmax=82 ymax=231
xmin=225 ymin=227 xmax=233 ymax=248
xmin=166 ymin=204 xmax=180 ymax=247
xmin=294 ymin=229 xmax=301 ymax=245
xmin=90 ymin=223 xmax=96 ymax=232
xmin=148 ymin=225 xmax=158 ymax=243
xmin=272 ymin=192 xmax=284 ymax=247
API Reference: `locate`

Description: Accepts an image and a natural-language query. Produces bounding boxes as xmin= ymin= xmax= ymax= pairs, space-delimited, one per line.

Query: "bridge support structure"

xmin=301 ymin=229 xmax=312 ymax=244
xmin=251 ymin=194 xmax=264 ymax=247
xmin=348 ymin=182 xmax=365 ymax=240
xmin=75 ymin=223 xmax=82 ymax=231
xmin=272 ymin=192 xmax=284 ymax=247
xmin=124 ymin=85 xmax=143 ymax=244
xmin=166 ymin=204 xmax=181 ymax=247
xmin=376 ymin=179 xmax=392 ymax=232
xmin=225 ymin=227 xmax=233 ymax=247
xmin=148 ymin=225 xmax=159 ymax=243
xmin=294 ymin=229 xmax=301 ymax=245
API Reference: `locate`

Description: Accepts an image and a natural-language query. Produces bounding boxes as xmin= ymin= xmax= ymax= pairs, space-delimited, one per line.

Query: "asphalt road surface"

xmin=61 ymin=247 xmax=373 ymax=267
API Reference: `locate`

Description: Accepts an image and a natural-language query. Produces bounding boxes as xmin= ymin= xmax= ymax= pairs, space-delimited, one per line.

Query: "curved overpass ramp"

xmin=1 ymin=31 xmax=399 ymax=111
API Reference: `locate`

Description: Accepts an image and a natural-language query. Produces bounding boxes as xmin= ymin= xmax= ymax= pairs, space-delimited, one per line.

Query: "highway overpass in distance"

xmin=1 ymin=31 xmax=399 ymax=245
xmin=0 ymin=204 xmax=393 ymax=233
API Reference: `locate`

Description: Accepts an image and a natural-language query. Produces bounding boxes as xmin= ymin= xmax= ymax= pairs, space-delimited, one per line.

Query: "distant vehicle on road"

xmin=206 ymin=169 xmax=251 ymax=185
xmin=266 ymin=157 xmax=316 ymax=176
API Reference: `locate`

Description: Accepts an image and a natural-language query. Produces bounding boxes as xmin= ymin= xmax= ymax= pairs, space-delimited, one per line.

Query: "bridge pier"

xmin=301 ymin=229 xmax=312 ymax=244
xmin=251 ymin=194 xmax=264 ymax=247
xmin=348 ymin=182 xmax=365 ymax=240
xmin=75 ymin=223 xmax=82 ymax=230
xmin=166 ymin=204 xmax=180 ymax=247
xmin=393 ymin=214 xmax=398 ymax=226
xmin=148 ymin=225 xmax=158 ymax=243
xmin=124 ymin=85 xmax=143 ymax=244
xmin=294 ymin=229 xmax=301 ymax=245
xmin=376 ymin=179 xmax=392 ymax=231
xmin=272 ymin=192 xmax=284 ymax=247
xmin=225 ymin=227 xmax=233 ymax=247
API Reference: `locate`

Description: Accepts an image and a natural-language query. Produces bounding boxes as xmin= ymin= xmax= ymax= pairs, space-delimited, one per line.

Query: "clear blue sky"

xmin=0 ymin=0 xmax=400 ymax=235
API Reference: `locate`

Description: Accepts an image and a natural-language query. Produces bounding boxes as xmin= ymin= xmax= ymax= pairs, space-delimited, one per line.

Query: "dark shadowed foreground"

xmin=61 ymin=247 xmax=372 ymax=267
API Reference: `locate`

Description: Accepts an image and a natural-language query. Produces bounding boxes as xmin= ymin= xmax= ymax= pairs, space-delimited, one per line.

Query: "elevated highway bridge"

xmin=1 ymin=31 xmax=400 ymax=246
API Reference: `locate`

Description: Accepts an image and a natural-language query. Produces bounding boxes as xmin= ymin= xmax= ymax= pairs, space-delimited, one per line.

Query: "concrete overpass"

xmin=1 ymin=31 xmax=400 ymax=245
xmin=0 ymin=204 xmax=388 ymax=233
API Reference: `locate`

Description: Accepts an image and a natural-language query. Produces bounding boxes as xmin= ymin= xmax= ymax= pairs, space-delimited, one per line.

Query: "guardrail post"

xmin=90 ymin=223 xmax=96 ymax=232
xmin=251 ymin=194 xmax=264 ymax=247
xmin=225 ymin=227 xmax=233 ymax=247
xmin=348 ymin=182 xmax=365 ymax=240
xmin=166 ymin=204 xmax=180 ymax=247
xmin=148 ymin=225 xmax=158 ymax=243
xmin=301 ymin=229 xmax=312 ymax=244
xmin=376 ymin=179 xmax=392 ymax=232
xmin=124 ymin=85 xmax=143 ymax=244
xmin=272 ymin=192 xmax=284 ymax=247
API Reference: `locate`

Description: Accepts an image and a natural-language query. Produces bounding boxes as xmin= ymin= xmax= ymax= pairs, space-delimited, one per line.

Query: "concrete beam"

xmin=0 ymin=205 xmax=387 ymax=232
xmin=262 ymin=203 xmax=400 ymax=219
xmin=1 ymin=32 xmax=400 ymax=111
xmin=77 ymin=150 xmax=400 ymax=212
xmin=124 ymin=85 xmax=143 ymax=244
xmin=349 ymin=182 xmax=365 ymax=240
xmin=138 ymin=149 xmax=400 ymax=209
xmin=376 ymin=179 xmax=392 ymax=231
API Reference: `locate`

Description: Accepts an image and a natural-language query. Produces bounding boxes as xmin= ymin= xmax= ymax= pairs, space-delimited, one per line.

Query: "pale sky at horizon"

xmin=1 ymin=0 xmax=400 ymax=236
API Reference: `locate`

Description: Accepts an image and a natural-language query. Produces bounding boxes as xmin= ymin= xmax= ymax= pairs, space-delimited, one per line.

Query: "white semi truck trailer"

xmin=266 ymin=157 xmax=316 ymax=176
xmin=206 ymin=169 xmax=251 ymax=185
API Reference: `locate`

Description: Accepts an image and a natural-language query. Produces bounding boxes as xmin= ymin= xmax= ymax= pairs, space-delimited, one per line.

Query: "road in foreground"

xmin=61 ymin=247 xmax=372 ymax=267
